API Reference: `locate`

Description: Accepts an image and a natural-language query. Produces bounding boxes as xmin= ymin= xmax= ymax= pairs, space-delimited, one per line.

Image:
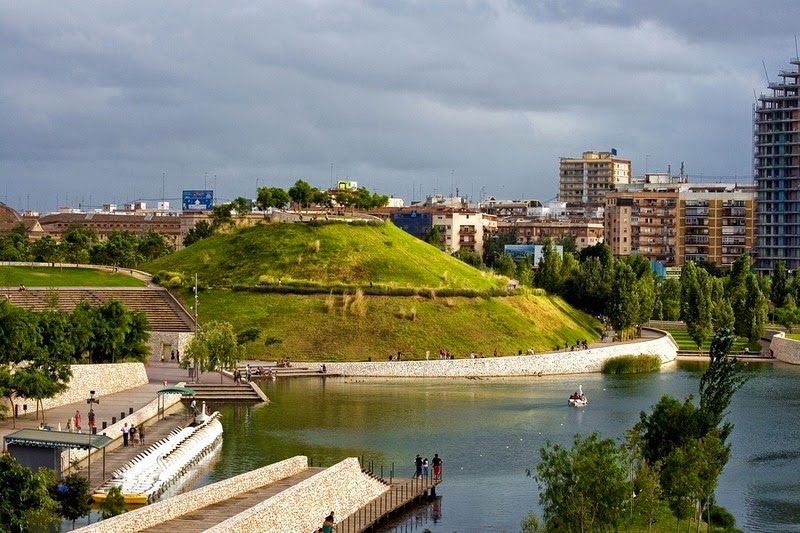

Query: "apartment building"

xmin=754 ymin=58 xmax=800 ymax=273
xmin=605 ymin=183 xmax=755 ymax=267
xmin=494 ymin=218 xmax=604 ymax=252
xmin=559 ymin=151 xmax=631 ymax=207
xmin=388 ymin=207 xmax=489 ymax=256
xmin=605 ymin=190 xmax=678 ymax=262
xmin=676 ymin=187 xmax=755 ymax=267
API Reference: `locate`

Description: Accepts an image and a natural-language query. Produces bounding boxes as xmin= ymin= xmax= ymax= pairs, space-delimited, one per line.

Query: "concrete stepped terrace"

xmin=4 ymin=287 xmax=195 ymax=333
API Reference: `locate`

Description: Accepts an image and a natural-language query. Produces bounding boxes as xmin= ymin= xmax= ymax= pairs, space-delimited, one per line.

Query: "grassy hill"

xmin=193 ymin=289 xmax=600 ymax=361
xmin=143 ymin=221 xmax=505 ymax=290
xmin=0 ymin=265 xmax=145 ymax=287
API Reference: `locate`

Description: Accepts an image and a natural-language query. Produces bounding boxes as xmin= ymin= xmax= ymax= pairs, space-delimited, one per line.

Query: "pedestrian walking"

xmin=88 ymin=408 xmax=96 ymax=431
xmin=138 ymin=425 xmax=145 ymax=446
xmin=74 ymin=410 xmax=81 ymax=433
xmin=122 ymin=423 xmax=129 ymax=446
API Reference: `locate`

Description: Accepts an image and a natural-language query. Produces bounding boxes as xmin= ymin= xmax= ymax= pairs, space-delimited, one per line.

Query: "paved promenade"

xmin=0 ymin=362 xmax=230 ymax=456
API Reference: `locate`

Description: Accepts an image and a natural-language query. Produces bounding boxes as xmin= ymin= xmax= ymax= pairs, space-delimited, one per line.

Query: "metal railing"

xmin=333 ymin=460 xmax=442 ymax=533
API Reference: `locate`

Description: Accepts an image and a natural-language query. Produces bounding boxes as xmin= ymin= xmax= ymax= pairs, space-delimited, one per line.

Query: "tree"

xmin=564 ymin=257 xmax=612 ymax=316
xmin=86 ymin=300 xmax=150 ymax=363
xmin=61 ymin=224 xmax=97 ymax=264
xmin=635 ymin=273 xmax=656 ymax=331
xmin=184 ymin=220 xmax=214 ymax=246
xmin=0 ymin=454 xmax=59 ymax=532
xmin=515 ymin=255 xmax=533 ymax=287
xmin=535 ymin=432 xmax=629 ymax=533
xmin=209 ymin=203 xmax=234 ymax=229
xmin=493 ymin=253 xmax=516 ymax=278
xmin=607 ymin=262 xmax=639 ymax=340
xmin=288 ymin=179 xmax=314 ymax=209
xmin=99 ymin=485 xmax=126 ymax=519
xmin=774 ymin=298 xmax=800 ymax=332
xmin=52 ymin=473 xmax=92 ymax=528
xmin=229 ymin=196 xmax=251 ymax=223
xmin=534 ymin=238 xmax=563 ymax=294
xmin=653 ymin=277 xmax=681 ymax=321
xmin=424 ymin=226 xmax=441 ymax=247
xmin=30 ymin=235 xmax=60 ymax=264
xmin=184 ymin=320 xmax=245 ymax=383
xmin=633 ymin=460 xmax=662 ymax=533
xmin=681 ymin=262 xmax=712 ymax=350
xmin=256 ymin=186 xmax=290 ymax=212
xmin=698 ymin=328 xmax=749 ymax=439
xmin=771 ymin=260 xmax=790 ymax=309
xmin=742 ymin=274 xmax=768 ymax=343
xmin=0 ymin=223 xmax=32 ymax=261
xmin=90 ymin=231 xmax=142 ymax=268
xmin=709 ymin=277 xmax=734 ymax=330
xmin=452 ymin=248 xmax=483 ymax=269
xmin=138 ymin=231 xmax=175 ymax=262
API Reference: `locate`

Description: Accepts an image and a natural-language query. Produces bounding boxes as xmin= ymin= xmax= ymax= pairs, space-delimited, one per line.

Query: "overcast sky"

xmin=2 ymin=1 xmax=799 ymax=212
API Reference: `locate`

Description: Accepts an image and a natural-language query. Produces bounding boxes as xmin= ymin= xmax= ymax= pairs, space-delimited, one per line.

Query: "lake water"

xmin=198 ymin=361 xmax=800 ymax=532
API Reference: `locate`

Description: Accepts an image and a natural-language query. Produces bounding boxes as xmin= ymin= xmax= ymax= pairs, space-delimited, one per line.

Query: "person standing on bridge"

xmin=414 ymin=454 xmax=423 ymax=478
xmin=432 ymin=453 xmax=443 ymax=480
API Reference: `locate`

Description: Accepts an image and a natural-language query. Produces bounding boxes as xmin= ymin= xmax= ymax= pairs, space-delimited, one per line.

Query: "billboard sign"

xmin=182 ymin=190 xmax=214 ymax=211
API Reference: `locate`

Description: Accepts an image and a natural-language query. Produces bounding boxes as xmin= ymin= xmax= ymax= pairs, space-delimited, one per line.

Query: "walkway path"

xmin=140 ymin=468 xmax=324 ymax=532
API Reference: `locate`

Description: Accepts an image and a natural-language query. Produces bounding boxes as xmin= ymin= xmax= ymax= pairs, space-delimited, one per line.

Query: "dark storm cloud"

xmin=0 ymin=0 xmax=797 ymax=211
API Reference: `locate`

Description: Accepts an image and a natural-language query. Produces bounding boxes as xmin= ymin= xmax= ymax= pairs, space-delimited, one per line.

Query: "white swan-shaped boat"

xmin=568 ymin=385 xmax=588 ymax=407
xmin=93 ymin=403 xmax=223 ymax=505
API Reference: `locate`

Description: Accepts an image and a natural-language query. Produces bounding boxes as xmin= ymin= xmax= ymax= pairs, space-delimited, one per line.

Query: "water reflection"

xmin=190 ymin=363 xmax=800 ymax=532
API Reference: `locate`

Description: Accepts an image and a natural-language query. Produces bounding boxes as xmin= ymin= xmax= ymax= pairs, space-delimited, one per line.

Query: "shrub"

xmin=709 ymin=505 xmax=736 ymax=530
xmin=601 ymin=355 xmax=661 ymax=374
xmin=152 ymin=270 xmax=185 ymax=288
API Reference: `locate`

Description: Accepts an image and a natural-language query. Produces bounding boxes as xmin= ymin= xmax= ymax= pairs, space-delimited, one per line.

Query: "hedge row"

xmin=232 ymin=284 xmax=520 ymax=298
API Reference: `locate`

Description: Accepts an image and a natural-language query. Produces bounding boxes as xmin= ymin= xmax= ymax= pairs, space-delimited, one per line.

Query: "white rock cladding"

xmin=769 ymin=332 xmax=800 ymax=364
xmin=16 ymin=363 xmax=148 ymax=411
xmin=74 ymin=456 xmax=309 ymax=533
xmin=206 ymin=457 xmax=389 ymax=533
xmin=317 ymin=332 xmax=679 ymax=378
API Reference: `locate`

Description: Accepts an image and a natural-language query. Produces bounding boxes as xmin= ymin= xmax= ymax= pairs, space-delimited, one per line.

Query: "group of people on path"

xmin=414 ymin=453 xmax=443 ymax=480
xmin=121 ymin=422 xmax=145 ymax=447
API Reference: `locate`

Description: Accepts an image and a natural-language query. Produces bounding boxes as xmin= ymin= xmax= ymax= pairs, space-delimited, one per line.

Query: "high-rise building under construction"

xmin=754 ymin=58 xmax=800 ymax=274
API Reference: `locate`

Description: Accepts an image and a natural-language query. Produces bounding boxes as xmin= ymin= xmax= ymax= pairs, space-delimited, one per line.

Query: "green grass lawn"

xmin=0 ymin=266 xmax=145 ymax=287
xmin=184 ymin=289 xmax=600 ymax=361
xmin=143 ymin=221 xmax=506 ymax=290
xmin=665 ymin=328 xmax=756 ymax=353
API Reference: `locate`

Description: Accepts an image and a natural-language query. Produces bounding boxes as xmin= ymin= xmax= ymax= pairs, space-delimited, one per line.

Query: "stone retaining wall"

xmin=317 ymin=331 xmax=679 ymax=378
xmin=75 ymin=456 xmax=309 ymax=533
xmin=769 ymin=332 xmax=800 ymax=364
xmin=15 ymin=363 xmax=149 ymax=411
xmin=206 ymin=457 xmax=389 ymax=533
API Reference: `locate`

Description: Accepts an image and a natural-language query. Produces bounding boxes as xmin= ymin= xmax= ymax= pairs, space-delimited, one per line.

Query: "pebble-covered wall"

xmin=16 ymin=363 xmax=148 ymax=411
xmin=769 ymin=332 xmax=800 ymax=365
xmin=206 ymin=457 xmax=389 ymax=533
xmin=318 ymin=332 xmax=679 ymax=378
xmin=74 ymin=456 xmax=309 ymax=533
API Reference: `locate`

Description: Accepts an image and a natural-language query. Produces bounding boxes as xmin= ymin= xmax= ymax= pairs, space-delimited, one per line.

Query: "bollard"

xmin=102 ymin=421 xmax=107 ymax=430
xmin=129 ymin=407 xmax=133 ymax=415
xmin=92 ymin=426 xmax=97 ymax=435
xmin=120 ymin=411 xmax=125 ymax=420
xmin=112 ymin=417 xmax=116 ymax=424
